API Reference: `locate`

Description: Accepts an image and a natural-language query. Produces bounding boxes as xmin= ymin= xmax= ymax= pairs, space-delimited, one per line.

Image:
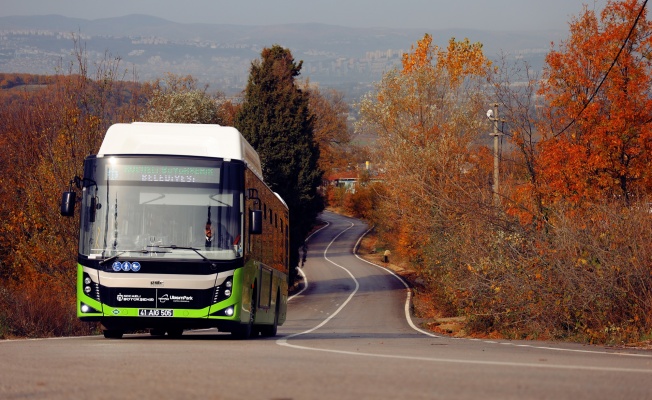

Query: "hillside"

xmin=0 ymin=14 xmax=563 ymax=99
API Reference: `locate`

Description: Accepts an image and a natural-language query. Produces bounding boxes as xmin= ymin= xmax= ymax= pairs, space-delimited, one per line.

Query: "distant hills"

xmin=0 ymin=14 xmax=567 ymax=99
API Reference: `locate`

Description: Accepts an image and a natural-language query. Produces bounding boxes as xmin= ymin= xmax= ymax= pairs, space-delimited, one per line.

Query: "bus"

xmin=60 ymin=122 xmax=289 ymax=339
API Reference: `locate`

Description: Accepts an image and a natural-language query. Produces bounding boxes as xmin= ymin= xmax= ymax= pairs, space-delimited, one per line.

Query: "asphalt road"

xmin=1 ymin=211 xmax=651 ymax=400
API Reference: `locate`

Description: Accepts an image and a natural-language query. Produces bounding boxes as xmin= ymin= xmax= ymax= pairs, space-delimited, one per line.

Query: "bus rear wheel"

xmin=260 ymin=292 xmax=279 ymax=337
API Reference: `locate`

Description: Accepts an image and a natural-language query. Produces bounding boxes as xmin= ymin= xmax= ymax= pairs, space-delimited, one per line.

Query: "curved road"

xmin=1 ymin=211 xmax=651 ymax=399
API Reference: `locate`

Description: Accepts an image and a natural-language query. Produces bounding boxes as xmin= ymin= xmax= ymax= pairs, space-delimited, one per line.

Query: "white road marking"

xmin=288 ymin=221 xmax=330 ymax=301
xmin=278 ymin=215 xmax=652 ymax=366
xmin=352 ymin=226 xmax=440 ymax=338
xmin=279 ymin=221 xmax=359 ymax=339
xmin=277 ymin=340 xmax=652 ymax=374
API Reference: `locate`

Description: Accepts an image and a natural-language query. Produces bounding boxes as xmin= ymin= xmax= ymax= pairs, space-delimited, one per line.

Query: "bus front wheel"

xmin=167 ymin=329 xmax=183 ymax=338
xmin=103 ymin=329 xmax=123 ymax=339
xmin=232 ymin=288 xmax=257 ymax=339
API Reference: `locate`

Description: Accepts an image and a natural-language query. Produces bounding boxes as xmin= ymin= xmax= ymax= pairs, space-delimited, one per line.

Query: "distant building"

xmin=325 ymin=161 xmax=384 ymax=194
xmin=328 ymin=172 xmax=359 ymax=193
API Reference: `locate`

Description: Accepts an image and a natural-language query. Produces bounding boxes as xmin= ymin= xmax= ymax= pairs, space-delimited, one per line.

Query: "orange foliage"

xmin=538 ymin=0 xmax=652 ymax=206
xmin=401 ymin=33 xmax=433 ymax=73
xmin=218 ymin=99 xmax=241 ymax=126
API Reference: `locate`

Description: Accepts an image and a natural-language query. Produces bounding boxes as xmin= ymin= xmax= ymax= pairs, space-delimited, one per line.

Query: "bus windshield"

xmin=79 ymin=156 xmax=243 ymax=261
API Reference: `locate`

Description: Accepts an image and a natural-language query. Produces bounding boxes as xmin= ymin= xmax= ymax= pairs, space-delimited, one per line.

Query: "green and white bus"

xmin=61 ymin=122 xmax=289 ymax=339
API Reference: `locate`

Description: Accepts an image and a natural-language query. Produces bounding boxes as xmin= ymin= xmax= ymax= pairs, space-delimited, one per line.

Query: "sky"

xmin=0 ymin=0 xmax=608 ymax=31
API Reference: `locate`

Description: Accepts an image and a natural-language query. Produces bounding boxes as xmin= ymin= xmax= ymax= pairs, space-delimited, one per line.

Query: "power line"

xmin=554 ymin=0 xmax=648 ymax=138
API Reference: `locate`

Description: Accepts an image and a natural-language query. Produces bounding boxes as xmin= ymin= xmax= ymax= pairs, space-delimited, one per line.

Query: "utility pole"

xmin=487 ymin=103 xmax=502 ymax=205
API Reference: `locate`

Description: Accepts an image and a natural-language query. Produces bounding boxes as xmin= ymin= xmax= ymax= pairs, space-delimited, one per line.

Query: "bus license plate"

xmin=138 ymin=309 xmax=173 ymax=317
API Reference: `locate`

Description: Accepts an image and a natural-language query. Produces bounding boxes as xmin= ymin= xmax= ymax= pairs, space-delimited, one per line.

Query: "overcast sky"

xmin=0 ymin=0 xmax=608 ymax=31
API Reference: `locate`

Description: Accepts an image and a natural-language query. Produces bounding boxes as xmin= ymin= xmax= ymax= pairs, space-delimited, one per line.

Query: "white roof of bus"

xmin=97 ymin=122 xmax=263 ymax=179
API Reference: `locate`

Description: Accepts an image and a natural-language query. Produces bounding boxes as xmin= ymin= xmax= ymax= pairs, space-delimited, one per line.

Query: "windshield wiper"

xmin=98 ymin=249 xmax=167 ymax=266
xmin=156 ymin=245 xmax=211 ymax=262
xmin=99 ymin=246 xmax=212 ymax=266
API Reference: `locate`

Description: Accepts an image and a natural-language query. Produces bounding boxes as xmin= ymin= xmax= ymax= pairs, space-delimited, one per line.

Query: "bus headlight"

xmin=213 ymin=276 xmax=234 ymax=303
xmin=225 ymin=307 xmax=234 ymax=316
xmin=79 ymin=302 xmax=100 ymax=314
xmin=81 ymin=272 xmax=99 ymax=301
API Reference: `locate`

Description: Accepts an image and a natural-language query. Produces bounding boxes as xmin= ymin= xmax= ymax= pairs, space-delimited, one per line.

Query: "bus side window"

xmin=250 ymin=209 xmax=262 ymax=235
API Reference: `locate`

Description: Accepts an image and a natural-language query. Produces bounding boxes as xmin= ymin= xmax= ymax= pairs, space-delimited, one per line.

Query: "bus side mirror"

xmin=60 ymin=191 xmax=76 ymax=217
xmin=250 ymin=209 xmax=262 ymax=235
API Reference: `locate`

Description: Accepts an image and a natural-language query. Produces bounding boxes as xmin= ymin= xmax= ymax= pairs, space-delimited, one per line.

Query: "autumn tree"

xmin=217 ymin=98 xmax=242 ymax=127
xmin=0 ymin=39 xmax=143 ymax=337
xmin=357 ymin=34 xmax=492 ymax=264
xmin=538 ymin=0 xmax=652 ymax=206
xmin=303 ymin=84 xmax=352 ymax=175
xmin=235 ymin=45 xmax=324 ymax=283
xmin=456 ymin=0 xmax=652 ymax=343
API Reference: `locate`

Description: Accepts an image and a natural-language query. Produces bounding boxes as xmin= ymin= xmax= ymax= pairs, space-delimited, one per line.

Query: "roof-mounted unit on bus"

xmin=97 ymin=122 xmax=263 ymax=180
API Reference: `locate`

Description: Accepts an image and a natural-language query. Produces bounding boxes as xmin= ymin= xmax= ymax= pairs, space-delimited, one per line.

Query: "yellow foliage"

xmin=401 ymin=34 xmax=491 ymax=88
xmin=401 ymin=33 xmax=433 ymax=73
xmin=436 ymin=38 xmax=492 ymax=86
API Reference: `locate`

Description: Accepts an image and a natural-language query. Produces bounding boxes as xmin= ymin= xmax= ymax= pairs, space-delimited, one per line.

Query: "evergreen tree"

xmin=235 ymin=45 xmax=324 ymax=283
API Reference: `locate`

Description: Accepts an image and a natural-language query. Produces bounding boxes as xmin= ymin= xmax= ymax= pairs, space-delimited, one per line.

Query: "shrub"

xmin=426 ymin=199 xmax=652 ymax=343
xmin=0 ymin=277 xmax=95 ymax=338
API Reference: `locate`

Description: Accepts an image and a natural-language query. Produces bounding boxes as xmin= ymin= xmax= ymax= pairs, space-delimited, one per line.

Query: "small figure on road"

xmin=383 ymin=249 xmax=391 ymax=263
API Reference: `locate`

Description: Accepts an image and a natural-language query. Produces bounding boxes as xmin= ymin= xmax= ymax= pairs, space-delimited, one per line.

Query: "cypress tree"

xmin=235 ymin=45 xmax=324 ymax=283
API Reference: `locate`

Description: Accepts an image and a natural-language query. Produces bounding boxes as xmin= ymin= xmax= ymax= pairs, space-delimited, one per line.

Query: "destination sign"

xmin=106 ymin=164 xmax=220 ymax=184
